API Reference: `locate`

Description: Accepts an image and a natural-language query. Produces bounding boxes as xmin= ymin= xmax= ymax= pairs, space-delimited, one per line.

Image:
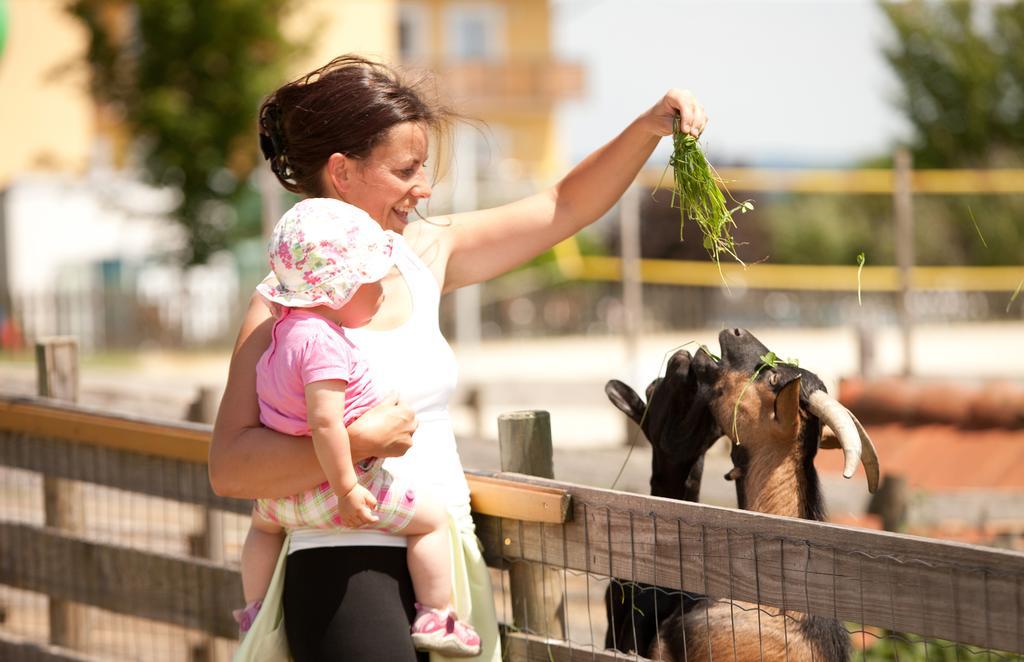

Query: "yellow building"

xmin=0 ymin=0 xmax=94 ymax=187
xmin=392 ymin=0 xmax=583 ymax=185
xmin=0 ymin=0 xmax=581 ymax=193
xmin=292 ymin=0 xmax=584 ymax=201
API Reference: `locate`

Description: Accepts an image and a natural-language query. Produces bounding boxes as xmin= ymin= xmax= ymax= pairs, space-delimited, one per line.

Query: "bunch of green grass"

xmin=667 ymin=117 xmax=753 ymax=271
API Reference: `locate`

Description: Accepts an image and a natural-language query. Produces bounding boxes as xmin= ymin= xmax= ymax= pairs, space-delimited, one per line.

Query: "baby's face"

xmin=336 ymin=280 xmax=385 ymax=328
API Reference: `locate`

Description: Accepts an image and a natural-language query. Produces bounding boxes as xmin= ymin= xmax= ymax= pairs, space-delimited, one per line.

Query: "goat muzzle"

xmin=807 ymin=390 xmax=880 ymax=493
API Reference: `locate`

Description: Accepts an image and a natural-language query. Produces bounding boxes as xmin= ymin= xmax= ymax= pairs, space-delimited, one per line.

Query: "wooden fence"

xmin=2 ymin=343 xmax=1024 ymax=660
xmin=3 ymin=395 xmax=1024 ymax=660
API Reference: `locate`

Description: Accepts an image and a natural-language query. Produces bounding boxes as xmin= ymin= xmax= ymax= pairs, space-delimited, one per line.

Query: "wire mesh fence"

xmin=5 ymin=279 xmax=1021 ymax=357
xmin=448 ymin=280 xmax=1024 ymax=342
xmin=0 ymin=412 xmax=249 ymax=661
xmin=2 ymin=396 xmax=1023 ymax=661
xmin=474 ymin=477 xmax=1024 ymax=661
xmin=7 ymin=282 xmax=243 ymax=353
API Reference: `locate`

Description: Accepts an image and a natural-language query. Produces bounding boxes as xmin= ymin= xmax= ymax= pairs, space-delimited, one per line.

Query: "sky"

xmin=552 ymin=0 xmax=913 ymax=167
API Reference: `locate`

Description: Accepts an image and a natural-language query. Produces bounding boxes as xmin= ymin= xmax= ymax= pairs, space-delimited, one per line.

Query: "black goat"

xmin=604 ymin=328 xmax=879 ymax=661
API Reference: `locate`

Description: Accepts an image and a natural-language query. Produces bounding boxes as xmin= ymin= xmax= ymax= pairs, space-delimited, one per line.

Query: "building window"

xmin=444 ymin=3 xmax=505 ymax=62
xmin=398 ymin=2 xmax=429 ymax=62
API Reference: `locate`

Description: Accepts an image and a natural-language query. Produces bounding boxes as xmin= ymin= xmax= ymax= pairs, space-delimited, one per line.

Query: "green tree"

xmin=879 ymin=0 xmax=1024 ymax=266
xmin=67 ymin=0 xmax=303 ymax=264
xmin=766 ymin=2 xmax=1024 ymax=267
xmin=0 ymin=0 xmax=9 ymax=59
xmin=880 ymin=0 xmax=1024 ymax=168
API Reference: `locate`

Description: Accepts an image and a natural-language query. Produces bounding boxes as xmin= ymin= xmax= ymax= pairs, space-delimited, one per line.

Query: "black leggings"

xmin=283 ymin=546 xmax=429 ymax=662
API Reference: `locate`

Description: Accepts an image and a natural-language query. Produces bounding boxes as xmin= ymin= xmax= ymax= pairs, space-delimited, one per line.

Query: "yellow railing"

xmin=565 ymin=257 xmax=1023 ymax=292
xmin=549 ymin=166 xmax=1024 ymax=291
xmin=637 ymin=166 xmax=1024 ymax=194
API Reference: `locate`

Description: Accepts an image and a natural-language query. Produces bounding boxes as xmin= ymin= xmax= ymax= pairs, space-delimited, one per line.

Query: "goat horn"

xmin=806 ymin=390 xmax=863 ymax=484
xmin=846 ymin=409 xmax=881 ymax=494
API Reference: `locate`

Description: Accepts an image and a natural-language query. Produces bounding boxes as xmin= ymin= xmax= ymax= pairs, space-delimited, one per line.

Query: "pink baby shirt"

xmin=256 ymin=308 xmax=381 ymax=435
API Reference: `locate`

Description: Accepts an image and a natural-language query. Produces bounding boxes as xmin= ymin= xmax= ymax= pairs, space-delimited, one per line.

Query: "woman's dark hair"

xmin=258 ymin=54 xmax=453 ymax=196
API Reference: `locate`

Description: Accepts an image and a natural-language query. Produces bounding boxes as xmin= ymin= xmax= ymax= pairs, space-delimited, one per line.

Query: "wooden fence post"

xmin=868 ymin=473 xmax=909 ymax=533
xmin=856 ymin=321 xmax=877 ymax=378
xmin=36 ymin=337 xmax=86 ymax=649
xmin=497 ymin=411 xmax=566 ymax=639
xmin=187 ymin=386 xmax=225 ymax=565
xmin=187 ymin=385 xmax=225 ymax=662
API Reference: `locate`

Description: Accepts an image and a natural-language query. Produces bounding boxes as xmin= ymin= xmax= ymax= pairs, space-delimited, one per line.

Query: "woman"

xmin=210 ymin=54 xmax=707 ymax=661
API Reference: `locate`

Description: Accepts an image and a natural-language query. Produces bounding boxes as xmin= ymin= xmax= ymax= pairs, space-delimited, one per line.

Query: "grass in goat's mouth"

xmin=666 ymin=117 xmax=752 ymax=280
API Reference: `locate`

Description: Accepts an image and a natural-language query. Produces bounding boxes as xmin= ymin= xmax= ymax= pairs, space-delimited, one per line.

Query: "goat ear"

xmin=774 ymin=377 xmax=801 ymax=436
xmin=605 ymin=379 xmax=646 ymax=424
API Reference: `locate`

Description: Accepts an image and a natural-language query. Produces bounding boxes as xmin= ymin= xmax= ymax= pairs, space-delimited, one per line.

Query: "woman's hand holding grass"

xmin=643 ymin=88 xmax=707 ymax=138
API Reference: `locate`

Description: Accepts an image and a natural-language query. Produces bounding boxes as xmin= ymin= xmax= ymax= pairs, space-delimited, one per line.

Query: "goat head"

xmin=696 ymin=328 xmax=880 ymax=496
xmin=605 ymin=348 xmax=722 ymax=502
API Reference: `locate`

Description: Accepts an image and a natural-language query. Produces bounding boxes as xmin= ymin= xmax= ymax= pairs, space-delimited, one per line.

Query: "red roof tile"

xmin=815 ymin=422 xmax=1024 ymax=490
xmin=839 ymin=377 xmax=1024 ymax=429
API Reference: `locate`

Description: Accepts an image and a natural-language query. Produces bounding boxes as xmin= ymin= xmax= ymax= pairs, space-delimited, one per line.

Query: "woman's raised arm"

xmin=439 ymin=89 xmax=707 ymax=292
xmin=208 ymin=294 xmax=417 ymax=498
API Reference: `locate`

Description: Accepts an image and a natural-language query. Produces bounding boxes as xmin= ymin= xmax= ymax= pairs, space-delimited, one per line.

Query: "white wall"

xmin=4 ymin=173 xmax=182 ymax=293
xmin=2 ymin=173 xmax=240 ymax=348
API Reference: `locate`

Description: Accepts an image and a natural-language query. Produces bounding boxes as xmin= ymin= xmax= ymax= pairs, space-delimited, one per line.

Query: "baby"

xmin=236 ymin=198 xmax=480 ymax=657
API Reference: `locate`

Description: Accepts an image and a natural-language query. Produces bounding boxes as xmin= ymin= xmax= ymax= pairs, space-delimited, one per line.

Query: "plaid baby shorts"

xmin=253 ymin=458 xmax=417 ymax=533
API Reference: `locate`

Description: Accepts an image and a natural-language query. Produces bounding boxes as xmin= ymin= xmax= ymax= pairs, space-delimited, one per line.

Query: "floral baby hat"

xmin=256 ymin=198 xmax=396 ymax=310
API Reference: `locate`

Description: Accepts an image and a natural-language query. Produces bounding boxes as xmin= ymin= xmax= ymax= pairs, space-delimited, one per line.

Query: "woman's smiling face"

xmin=340 ymin=121 xmax=433 ymax=233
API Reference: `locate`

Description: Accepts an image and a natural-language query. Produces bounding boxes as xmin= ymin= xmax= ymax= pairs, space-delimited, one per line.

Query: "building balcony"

xmin=425 ymin=59 xmax=585 ymax=112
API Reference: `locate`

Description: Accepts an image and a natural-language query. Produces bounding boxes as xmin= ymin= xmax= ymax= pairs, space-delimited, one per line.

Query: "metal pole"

xmin=620 ymin=185 xmax=645 ymax=445
xmin=893 ymin=148 xmax=914 ymax=376
xmin=620 ymin=184 xmax=642 ymax=378
xmin=453 ymin=125 xmax=481 ymax=349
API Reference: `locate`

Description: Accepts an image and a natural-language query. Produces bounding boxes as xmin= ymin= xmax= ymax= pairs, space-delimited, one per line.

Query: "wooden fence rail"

xmin=2 ymin=395 xmax=1024 ymax=658
xmin=475 ymin=475 xmax=1024 ymax=655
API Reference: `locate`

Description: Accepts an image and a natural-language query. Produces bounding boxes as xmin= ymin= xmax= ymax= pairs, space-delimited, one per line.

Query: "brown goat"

xmin=606 ymin=328 xmax=879 ymax=662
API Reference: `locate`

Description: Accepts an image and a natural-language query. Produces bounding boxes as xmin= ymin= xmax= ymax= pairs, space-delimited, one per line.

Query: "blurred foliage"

xmin=66 ymin=0 xmax=303 ymax=264
xmin=765 ymin=193 xmax=1024 ymax=266
xmin=0 ymin=0 xmax=8 ymax=59
xmin=766 ymin=1 xmax=1024 ymax=267
xmin=765 ymin=195 xmax=893 ymax=266
xmin=861 ymin=632 xmax=1000 ymax=661
xmin=881 ymin=0 xmax=1024 ymax=169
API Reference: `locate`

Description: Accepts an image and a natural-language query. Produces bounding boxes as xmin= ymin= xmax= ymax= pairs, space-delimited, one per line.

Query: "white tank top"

xmin=289 ymin=233 xmax=470 ymax=553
